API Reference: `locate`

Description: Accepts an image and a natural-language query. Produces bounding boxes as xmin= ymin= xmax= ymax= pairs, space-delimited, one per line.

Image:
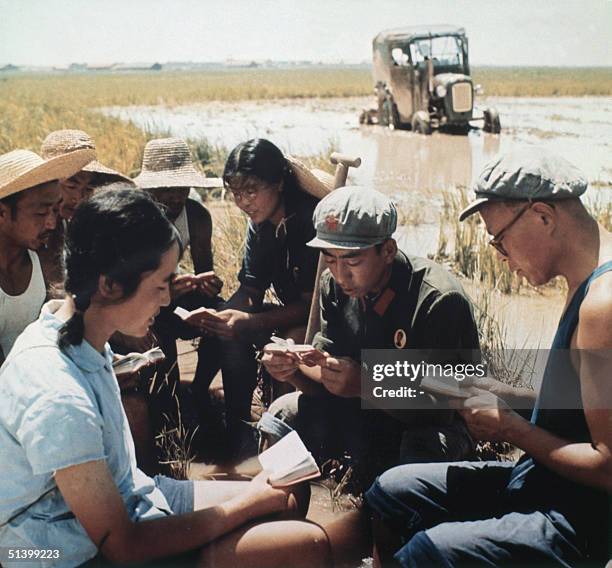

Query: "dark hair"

xmin=59 ymin=188 xmax=182 ymax=349
xmin=0 ymin=192 xmax=22 ymax=219
xmin=222 ymin=138 xmax=299 ymax=193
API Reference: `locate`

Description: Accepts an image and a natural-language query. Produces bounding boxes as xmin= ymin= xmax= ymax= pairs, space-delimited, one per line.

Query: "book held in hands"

xmin=258 ymin=431 xmax=321 ymax=487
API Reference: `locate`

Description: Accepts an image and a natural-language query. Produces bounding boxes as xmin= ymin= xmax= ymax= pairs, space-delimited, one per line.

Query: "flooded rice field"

xmin=102 ymin=95 xmax=612 ymax=194
xmin=103 ymin=96 xmax=611 ymax=347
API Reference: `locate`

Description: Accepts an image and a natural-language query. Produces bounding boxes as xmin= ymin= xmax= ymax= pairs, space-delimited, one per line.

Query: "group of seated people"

xmin=0 ymin=129 xmax=609 ymax=567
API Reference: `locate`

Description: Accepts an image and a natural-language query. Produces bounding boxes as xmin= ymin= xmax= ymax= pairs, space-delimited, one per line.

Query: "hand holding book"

xmin=258 ymin=431 xmax=321 ymax=487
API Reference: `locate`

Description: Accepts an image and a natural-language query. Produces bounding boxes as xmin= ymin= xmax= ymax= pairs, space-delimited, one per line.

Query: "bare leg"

xmin=194 ymin=481 xmax=369 ymax=567
xmin=197 ymin=510 xmax=369 ymax=568
xmin=198 ymin=519 xmax=333 ymax=568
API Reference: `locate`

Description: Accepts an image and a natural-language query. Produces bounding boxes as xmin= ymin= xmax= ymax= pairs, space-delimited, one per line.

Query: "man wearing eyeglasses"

xmin=366 ymin=148 xmax=612 ymax=566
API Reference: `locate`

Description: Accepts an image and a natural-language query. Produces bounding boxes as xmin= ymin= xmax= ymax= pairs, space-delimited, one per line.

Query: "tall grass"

xmin=434 ymin=187 xmax=520 ymax=294
xmin=0 ymin=68 xmax=372 ymax=110
xmin=208 ymin=201 xmax=249 ymax=297
xmin=434 ymin=186 xmax=612 ymax=295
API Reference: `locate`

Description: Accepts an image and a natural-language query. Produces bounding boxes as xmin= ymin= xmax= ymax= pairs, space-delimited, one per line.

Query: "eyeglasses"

xmin=230 ymin=187 xmax=259 ymax=203
xmin=488 ymin=203 xmax=531 ymax=257
xmin=229 ymin=181 xmax=281 ymax=203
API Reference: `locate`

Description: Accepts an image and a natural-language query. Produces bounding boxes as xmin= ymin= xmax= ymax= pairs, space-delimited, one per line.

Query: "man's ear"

xmin=382 ymin=238 xmax=398 ymax=263
xmin=98 ymin=275 xmax=124 ymax=301
xmin=0 ymin=202 xmax=10 ymax=223
xmin=531 ymin=202 xmax=556 ymax=229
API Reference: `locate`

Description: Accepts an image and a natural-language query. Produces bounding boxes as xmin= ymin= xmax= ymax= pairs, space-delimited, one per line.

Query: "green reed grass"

xmin=435 ymin=186 xmax=611 ymax=295
xmin=434 ymin=187 xmax=520 ymax=294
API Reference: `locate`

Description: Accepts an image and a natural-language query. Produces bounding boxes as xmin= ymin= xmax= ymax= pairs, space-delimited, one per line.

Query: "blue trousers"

xmin=365 ymin=461 xmax=594 ymax=567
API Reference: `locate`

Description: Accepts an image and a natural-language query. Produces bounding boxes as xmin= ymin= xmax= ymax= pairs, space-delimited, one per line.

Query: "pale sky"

xmin=1 ymin=0 xmax=610 ymax=67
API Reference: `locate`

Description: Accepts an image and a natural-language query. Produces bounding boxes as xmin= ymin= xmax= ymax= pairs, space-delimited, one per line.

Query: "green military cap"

xmin=307 ymin=186 xmax=397 ymax=250
xmin=459 ymin=147 xmax=587 ymax=221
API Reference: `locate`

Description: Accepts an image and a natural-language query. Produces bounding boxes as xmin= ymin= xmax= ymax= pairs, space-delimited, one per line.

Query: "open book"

xmin=258 ymin=431 xmax=321 ymax=487
xmin=264 ymin=336 xmax=317 ymax=354
xmin=112 ymin=347 xmax=165 ymax=375
xmin=174 ymin=306 xmax=222 ymax=322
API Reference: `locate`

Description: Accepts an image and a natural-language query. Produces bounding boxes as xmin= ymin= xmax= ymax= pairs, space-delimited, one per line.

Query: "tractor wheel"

xmin=378 ymin=94 xmax=401 ymax=129
xmin=483 ymin=107 xmax=501 ymax=134
xmin=388 ymin=99 xmax=401 ymax=130
xmin=377 ymin=96 xmax=389 ymax=126
xmin=411 ymin=110 xmax=432 ymax=135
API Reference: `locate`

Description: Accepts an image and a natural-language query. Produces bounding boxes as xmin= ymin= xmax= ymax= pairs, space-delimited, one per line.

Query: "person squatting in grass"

xmin=131 ymin=137 xmax=223 ymax=431
xmin=0 ymin=188 xmax=367 ymax=568
xmin=260 ymin=186 xmax=480 ymax=485
xmin=0 ymin=146 xmax=94 ymax=365
xmin=366 ymin=148 xmax=612 ymax=566
xmin=37 ymin=129 xmax=135 ymax=293
xmin=183 ymin=138 xmax=332 ymax=457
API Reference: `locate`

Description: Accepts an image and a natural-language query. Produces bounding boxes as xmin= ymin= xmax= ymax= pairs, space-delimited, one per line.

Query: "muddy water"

xmin=101 ymin=95 xmax=612 ymax=191
xmin=102 ymin=96 xmax=610 ymax=347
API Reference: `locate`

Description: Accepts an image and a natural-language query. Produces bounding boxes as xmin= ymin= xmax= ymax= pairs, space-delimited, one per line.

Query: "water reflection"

xmin=370 ymin=129 xmax=475 ymax=194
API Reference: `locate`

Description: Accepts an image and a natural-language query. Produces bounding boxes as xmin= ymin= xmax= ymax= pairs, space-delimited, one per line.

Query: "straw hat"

xmin=134 ymin=137 xmax=221 ymax=190
xmin=286 ymin=155 xmax=334 ymax=200
xmin=41 ymin=129 xmax=134 ymax=186
xmin=0 ymin=149 xmax=95 ymax=200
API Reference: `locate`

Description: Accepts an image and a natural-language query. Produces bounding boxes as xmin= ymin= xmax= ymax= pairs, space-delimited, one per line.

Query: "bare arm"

xmin=468 ymin=375 xmax=536 ymax=410
xmin=462 ymin=278 xmax=612 ymax=492
xmin=55 ymin=461 xmax=290 ymax=564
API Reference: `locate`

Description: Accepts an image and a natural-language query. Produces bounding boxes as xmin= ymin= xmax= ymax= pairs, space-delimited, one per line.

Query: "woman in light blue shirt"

xmin=0 ymin=189 xmax=361 ymax=567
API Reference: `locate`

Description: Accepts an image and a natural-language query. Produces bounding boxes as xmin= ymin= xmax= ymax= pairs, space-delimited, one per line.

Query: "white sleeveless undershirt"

xmin=174 ymin=205 xmax=191 ymax=248
xmin=0 ymin=250 xmax=46 ymax=357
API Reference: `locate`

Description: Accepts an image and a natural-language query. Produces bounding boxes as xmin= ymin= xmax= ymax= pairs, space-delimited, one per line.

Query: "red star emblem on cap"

xmin=325 ymin=213 xmax=340 ymax=231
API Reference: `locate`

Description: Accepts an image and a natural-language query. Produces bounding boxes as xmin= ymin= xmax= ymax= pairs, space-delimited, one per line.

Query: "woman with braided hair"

xmin=0 ymin=188 xmax=365 ymax=567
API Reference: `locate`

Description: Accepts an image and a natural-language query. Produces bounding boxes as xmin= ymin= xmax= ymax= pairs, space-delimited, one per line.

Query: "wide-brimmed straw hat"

xmin=134 ymin=138 xmax=221 ymax=190
xmin=41 ymin=129 xmax=134 ymax=186
xmin=286 ymin=155 xmax=334 ymax=200
xmin=0 ymin=148 xmax=95 ymax=200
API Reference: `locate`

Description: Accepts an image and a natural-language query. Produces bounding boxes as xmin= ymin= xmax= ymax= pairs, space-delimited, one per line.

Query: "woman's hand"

xmin=193 ymin=271 xmax=223 ymax=297
xmin=199 ymin=309 xmax=252 ymax=340
xmin=171 ymin=274 xmax=198 ymax=299
xmin=171 ymin=272 xmax=223 ymax=300
xmin=236 ymin=470 xmax=292 ymax=518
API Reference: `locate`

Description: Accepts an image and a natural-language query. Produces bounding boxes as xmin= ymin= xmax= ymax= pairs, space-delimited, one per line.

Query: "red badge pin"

xmin=394 ymin=329 xmax=407 ymax=349
xmin=325 ymin=213 xmax=340 ymax=232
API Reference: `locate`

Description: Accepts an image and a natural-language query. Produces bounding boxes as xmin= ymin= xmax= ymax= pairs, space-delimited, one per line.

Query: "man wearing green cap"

xmin=365 ymin=148 xmax=611 ymax=566
xmin=261 ymin=185 xmax=480 ymax=482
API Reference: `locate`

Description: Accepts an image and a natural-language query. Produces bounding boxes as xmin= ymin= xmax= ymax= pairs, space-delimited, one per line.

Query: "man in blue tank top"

xmin=366 ymin=148 xmax=612 ymax=566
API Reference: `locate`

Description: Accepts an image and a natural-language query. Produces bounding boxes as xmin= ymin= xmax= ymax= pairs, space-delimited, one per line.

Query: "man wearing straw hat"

xmin=133 ymin=137 xmax=223 ymax=427
xmin=38 ymin=129 xmax=135 ymax=289
xmin=0 ymin=147 xmax=94 ymax=364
